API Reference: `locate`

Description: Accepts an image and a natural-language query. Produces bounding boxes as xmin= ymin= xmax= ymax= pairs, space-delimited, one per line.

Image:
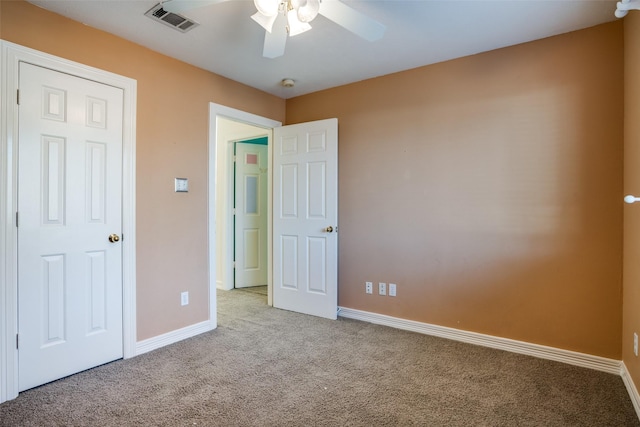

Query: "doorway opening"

xmin=208 ymin=104 xmax=338 ymax=322
xmin=208 ymin=105 xmax=281 ymax=313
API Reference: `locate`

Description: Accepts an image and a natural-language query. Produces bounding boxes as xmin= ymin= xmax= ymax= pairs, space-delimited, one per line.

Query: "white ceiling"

xmin=27 ymin=0 xmax=620 ymax=99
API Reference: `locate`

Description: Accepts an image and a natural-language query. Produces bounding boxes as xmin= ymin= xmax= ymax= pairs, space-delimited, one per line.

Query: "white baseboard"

xmin=217 ymin=280 xmax=232 ymax=291
xmin=338 ymin=307 xmax=621 ymax=375
xmin=135 ymin=320 xmax=215 ymax=356
xmin=621 ymin=362 xmax=640 ymax=419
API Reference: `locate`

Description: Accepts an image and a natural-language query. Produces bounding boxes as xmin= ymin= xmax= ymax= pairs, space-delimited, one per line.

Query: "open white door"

xmin=273 ymin=118 xmax=338 ymax=319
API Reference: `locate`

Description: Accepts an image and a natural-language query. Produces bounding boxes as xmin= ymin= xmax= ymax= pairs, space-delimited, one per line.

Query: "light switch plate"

xmin=181 ymin=291 xmax=189 ymax=306
xmin=175 ymin=177 xmax=188 ymax=193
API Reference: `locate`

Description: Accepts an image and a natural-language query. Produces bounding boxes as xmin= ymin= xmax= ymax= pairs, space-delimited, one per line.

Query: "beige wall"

xmin=624 ymin=13 xmax=640 ymax=387
xmin=287 ymin=22 xmax=624 ymax=358
xmin=0 ymin=0 xmax=286 ymax=340
xmin=2 ymin=1 xmax=628 ymax=361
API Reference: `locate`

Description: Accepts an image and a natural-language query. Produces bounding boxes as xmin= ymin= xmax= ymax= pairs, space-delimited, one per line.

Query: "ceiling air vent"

xmin=144 ymin=3 xmax=199 ymax=33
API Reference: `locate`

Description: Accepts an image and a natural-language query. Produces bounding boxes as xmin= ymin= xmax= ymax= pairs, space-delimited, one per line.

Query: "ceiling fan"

xmin=162 ymin=0 xmax=386 ymax=58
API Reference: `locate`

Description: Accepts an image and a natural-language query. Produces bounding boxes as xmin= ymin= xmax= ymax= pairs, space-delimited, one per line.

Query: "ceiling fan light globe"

xmin=287 ymin=9 xmax=312 ymax=36
xmin=297 ymin=0 xmax=319 ymax=22
xmin=291 ymin=0 xmax=308 ymax=9
xmin=254 ymin=0 xmax=279 ymax=17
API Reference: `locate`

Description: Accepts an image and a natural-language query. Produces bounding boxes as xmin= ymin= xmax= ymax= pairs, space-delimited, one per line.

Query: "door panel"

xmin=273 ymin=118 xmax=338 ymax=319
xmin=18 ymin=62 xmax=124 ymax=391
xmin=234 ymin=141 xmax=268 ymax=288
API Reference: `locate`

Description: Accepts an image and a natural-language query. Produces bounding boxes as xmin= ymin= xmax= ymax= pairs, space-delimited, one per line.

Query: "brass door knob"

xmin=325 ymin=226 xmax=334 ymax=233
xmin=108 ymin=234 xmax=120 ymax=243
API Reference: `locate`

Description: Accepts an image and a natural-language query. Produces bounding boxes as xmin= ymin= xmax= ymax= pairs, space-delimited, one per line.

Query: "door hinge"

xmin=15 ymin=212 xmax=18 ymax=227
xmin=16 ymin=89 xmax=20 ymax=105
xmin=233 ymin=261 xmax=236 ymax=269
xmin=16 ymin=334 xmax=19 ymax=350
xmin=233 ymin=208 xmax=236 ymax=215
xmin=233 ymin=155 xmax=237 ymax=163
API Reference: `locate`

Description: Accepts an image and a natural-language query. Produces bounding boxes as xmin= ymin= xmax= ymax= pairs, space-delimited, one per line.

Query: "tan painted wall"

xmin=1 ymin=0 xmax=286 ymax=340
xmin=287 ymin=22 xmax=624 ymax=358
xmin=623 ymin=13 xmax=640 ymax=386
xmin=1 ymin=0 xmax=627 ymax=360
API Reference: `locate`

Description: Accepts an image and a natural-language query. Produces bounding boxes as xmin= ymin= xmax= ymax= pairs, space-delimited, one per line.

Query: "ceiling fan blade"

xmin=162 ymin=0 xmax=230 ymax=14
xmin=319 ymin=0 xmax=385 ymax=42
xmin=263 ymin=13 xmax=288 ymax=59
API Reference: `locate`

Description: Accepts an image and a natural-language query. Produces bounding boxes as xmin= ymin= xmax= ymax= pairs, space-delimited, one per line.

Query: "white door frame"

xmin=0 ymin=41 xmax=137 ymax=403
xmin=208 ymin=104 xmax=281 ymax=306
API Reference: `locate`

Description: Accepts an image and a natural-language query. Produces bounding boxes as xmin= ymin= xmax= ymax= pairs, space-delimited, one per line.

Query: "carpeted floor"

xmin=1 ymin=288 xmax=638 ymax=426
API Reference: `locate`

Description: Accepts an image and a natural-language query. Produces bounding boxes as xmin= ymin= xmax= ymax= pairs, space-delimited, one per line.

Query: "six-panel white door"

xmin=234 ymin=141 xmax=268 ymax=288
xmin=18 ymin=62 xmax=124 ymax=391
xmin=273 ymin=118 xmax=338 ymax=319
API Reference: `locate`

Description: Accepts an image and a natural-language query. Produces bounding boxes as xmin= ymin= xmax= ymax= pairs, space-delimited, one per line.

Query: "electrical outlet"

xmin=181 ymin=291 xmax=189 ymax=306
xmin=389 ymin=283 xmax=397 ymax=297
xmin=635 ymin=333 xmax=638 ymax=357
xmin=365 ymin=282 xmax=373 ymax=294
xmin=379 ymin=282 xmax=386 ymax=296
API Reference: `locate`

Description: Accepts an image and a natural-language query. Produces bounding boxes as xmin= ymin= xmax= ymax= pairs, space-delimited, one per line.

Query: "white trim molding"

xmin=135 ymin=320 xmax=214 ymax=356
xmin=0 ymin=41 xmax=137 ymax=403
xmin=338 ymin=307 xmax=622 ymax=375
xmin=621 ymin=362 xmax=640 ymax=420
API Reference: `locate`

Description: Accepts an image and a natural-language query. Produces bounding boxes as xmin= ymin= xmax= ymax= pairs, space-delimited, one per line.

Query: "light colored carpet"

xmin=0 ymin=288 xmax=638 ymax=426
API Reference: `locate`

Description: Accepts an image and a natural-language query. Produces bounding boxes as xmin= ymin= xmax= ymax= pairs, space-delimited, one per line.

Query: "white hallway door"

xmin=234 ymin=140 xmax=268 ymax=288
xmin=18 ymin=62 xmax=124 ymax=391
xmin=273 ymin=118 xmax=338 ymax=320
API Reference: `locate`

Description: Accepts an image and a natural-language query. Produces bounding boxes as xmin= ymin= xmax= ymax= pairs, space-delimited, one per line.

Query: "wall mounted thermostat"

xmin=175 ymin=178 xmax=189 ymax=193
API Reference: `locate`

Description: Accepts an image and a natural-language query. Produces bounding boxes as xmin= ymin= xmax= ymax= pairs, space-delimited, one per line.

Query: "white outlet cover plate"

xmin=175 ymin=177 xmax=189 ymax=192
xmin=365 ymin=282 xmax=373 ymax=294
xmin=379 ymin=282 xmax=386 ymax=295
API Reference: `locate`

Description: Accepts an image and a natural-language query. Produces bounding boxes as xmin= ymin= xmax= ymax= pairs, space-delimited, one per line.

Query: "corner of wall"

xmin=623 ymin=11 xmax=640 ymax=405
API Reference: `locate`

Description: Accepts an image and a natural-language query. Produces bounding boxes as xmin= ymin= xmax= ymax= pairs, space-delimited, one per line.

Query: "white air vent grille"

xmin=145 ymin=3 xmax=199 ymax=33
